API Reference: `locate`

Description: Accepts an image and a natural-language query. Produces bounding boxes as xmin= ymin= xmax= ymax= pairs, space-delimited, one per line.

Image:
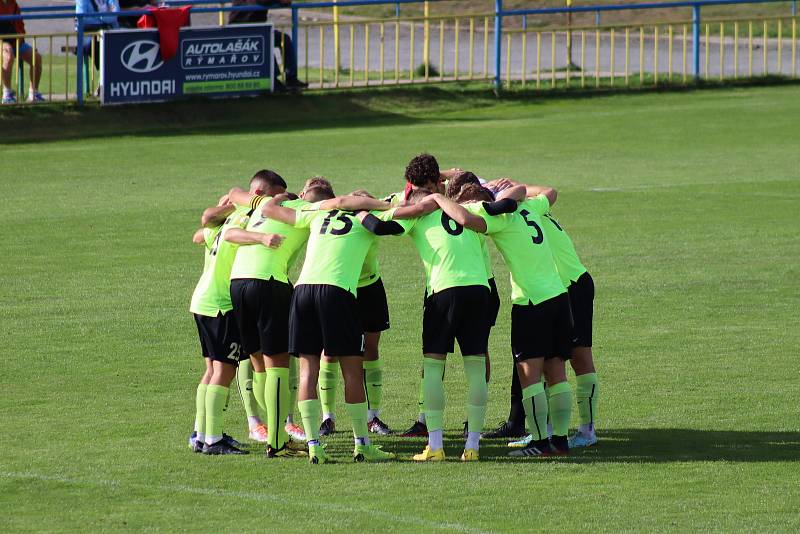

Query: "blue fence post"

xmin=692 ymin=4 xmax=700 ymax=80
xmin=395 ymin=0 xmax=400 ymax=17
xmin=494 ymin=0 xmax=502 ymax=90
xmin=76 ymin=16 xmax=85 ymax=105
xmin=793 ymin=0 xmax=797 ymax=16
xmin=291 ymin=5 xmax=299 ymax=78
xmin=595 ymin=10 xmax=600 ymax=25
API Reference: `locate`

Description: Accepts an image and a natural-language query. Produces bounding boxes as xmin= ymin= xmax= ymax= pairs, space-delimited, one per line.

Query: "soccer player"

xmin=189 ymin=178 xmax=271 ymax=455
xmin=223 ymin=170 xmax=313 ymax=458
xmin=426 ymin=184 xmax=575 ymax=457
xmin=260 ymin=189 xmax=398 ymax=464
xmin=491 ymin=179 xmax=600 ymax=449
xmin=387 ymin=154 xmax=502 ymax=462
xmin=317 ymin=190 xmax=394 ymax=437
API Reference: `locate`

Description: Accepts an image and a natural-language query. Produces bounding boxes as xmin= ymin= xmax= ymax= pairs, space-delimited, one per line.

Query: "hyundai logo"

xmin=121 ymin=40 xmax=164 ymax=73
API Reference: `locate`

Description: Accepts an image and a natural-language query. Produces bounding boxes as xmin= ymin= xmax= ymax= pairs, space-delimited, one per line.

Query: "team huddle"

xmin=187 ymin=154 xmax=600 ymax=463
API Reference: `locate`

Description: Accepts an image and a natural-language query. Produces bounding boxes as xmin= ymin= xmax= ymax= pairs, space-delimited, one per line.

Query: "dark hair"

xmin=445 ymin=171 xmax=481 ymax=198
xmin=405 ymin=153 xmax=440 ymax=187
xmin=303 ymin=186 xmax=335 ymax=202
xmin=454 ymin=183 xmax=493 ymax=204
xmin=406 ymin=187 xmax=434 ymax=205
xmin=251 ymin=169 xmax=287 ymax=190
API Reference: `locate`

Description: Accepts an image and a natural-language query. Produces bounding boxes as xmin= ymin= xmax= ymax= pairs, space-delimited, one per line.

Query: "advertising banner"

xmin=101 ymin=23 xmax=273 ymax=105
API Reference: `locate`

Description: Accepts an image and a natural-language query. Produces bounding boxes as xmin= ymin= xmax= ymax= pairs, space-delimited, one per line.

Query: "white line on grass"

xmin=1 ymin=471 xmax=495 ymax=534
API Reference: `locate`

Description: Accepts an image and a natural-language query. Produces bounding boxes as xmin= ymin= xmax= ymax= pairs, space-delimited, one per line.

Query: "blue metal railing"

xmin=1 ymin=0 xmax=796 ymax=102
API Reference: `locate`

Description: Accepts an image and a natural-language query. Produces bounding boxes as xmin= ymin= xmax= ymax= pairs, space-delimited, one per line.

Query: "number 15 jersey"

xmin=292 ymin=208 xmax=392 ymax=296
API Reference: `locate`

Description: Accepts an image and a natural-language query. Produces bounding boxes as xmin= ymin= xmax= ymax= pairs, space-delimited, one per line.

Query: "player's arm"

xmin=223 ymin=228 xmax=285 ymax=249
xmin=192 ymin=228 xmax=206 ymax=244
xmin=486 ymin=178 xmax=557 ymax=205
xmin=391 ymin=196 xmax=438 ymax=219
xmin=318 ymin=195 xmax=391 ymax=211
xmin=201 ymin=204 xmax=235 ymax=227
xmin=428 ymin=193 xmax=489 ymax=233
xmin=357 ymin=212 xmax=405 ymax=236
xmin=227 ymin=187 xmax=260 ymax=207
xmin=261 ymin=194 xmax=297 ymax=225
xmin=495 ymin=184 xmax=526 ymax=202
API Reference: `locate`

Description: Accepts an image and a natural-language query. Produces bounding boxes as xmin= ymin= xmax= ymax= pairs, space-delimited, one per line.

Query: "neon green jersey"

xmin=540 ymin=210 xmax=587 ymax=286
xmin=383 ymin=191 xmax=405 ymax=206
xmin=201 ymin=226 xmax=221 ymax=273
xmin=467 ymin=196 xmax=566 ymax=305
xmin=190 ymin=206 xmax=251 ymax=316
xmin=229 ymin=196 xmax=311 ymax=282
xmin=359 ymin=241 xmax=381 ymax=288
xmin=293 ymin=208 xmax=382 ymax=295
xmin=392 ymin=208 xmax=489 ymax=294
xmin=479 ymin=234 xmax=493 ymax=279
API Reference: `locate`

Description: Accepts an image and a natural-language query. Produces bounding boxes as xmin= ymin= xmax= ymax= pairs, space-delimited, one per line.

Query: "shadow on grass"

xmin=4 ymin=77 xmax=798 ymax=145
xmin=482 ymin=428 xmax=800 ymax=463
xmin=223 ymin=427 xmax=800 ymax=463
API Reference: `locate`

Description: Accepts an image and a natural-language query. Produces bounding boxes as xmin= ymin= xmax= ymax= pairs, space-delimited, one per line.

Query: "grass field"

xmin=1 ymin=84 xmax=799 ymax=532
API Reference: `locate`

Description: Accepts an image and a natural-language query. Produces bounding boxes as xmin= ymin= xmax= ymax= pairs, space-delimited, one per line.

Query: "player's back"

xmin=402 ymin=209 xmax=489 ymax=293
xmin=295 ymin=208 xmax=376 ymax=295
xmin=230 ymin=197 xmax=310 ymax=282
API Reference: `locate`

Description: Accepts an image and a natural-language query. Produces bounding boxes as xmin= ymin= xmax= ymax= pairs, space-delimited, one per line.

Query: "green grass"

xmin=1 ymin=85 xmax=800 ymax=532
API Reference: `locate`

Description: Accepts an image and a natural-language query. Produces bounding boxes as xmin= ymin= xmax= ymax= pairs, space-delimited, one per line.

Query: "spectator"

xmin=1 ymin=0 xmax=44 ymax=103
xmin=76 ymin=0 xmax=120 ymax=70
xmin=117 ymin=0 xmax=156 ymax=29
xmin=229 ymin=0 xmax=307 ymax=91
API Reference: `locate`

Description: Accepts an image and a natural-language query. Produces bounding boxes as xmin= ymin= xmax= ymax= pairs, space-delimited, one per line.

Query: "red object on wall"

xmin=137 ymin=6 xmax=191 ymax=61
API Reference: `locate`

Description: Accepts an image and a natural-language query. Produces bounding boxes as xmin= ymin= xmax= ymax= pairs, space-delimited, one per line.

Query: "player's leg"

xmin=204 ymin=359 xmax=248 ymax=455
xmin=363 ymin=332 xmax=390 ymax=433
xmin=543 ymin=358 xmax=571 ymax=454
xmin=413 ymin=289 xmax=456 ymax=461
xmin=318 ymin=354 xmax=338 ymax=436
xmin=400 ymin=289 xmax=430 ymax=438
xmin=454 ymin=285 xmax=491 ymax=461
xmin=568 ymin=272 xmax=599 ymax=448
xmin=321 ymin=285 xmax=394 ymax=462
xmin=284 ymin=356 xmax=306 ymax=440
xmin=289 ymin=284 xmax=327 ymax=463
xmin=190 ymin=357 xmax=213 ymax=452
xmin=296 ymin=354 xmax=327 ymax=463
xmin=230 ymin=279 xmax=267 ymax=441
xmin=508 ymin=300 xmax=558 ymax=458
xmin=357 ymin=279 xmax=392 ymax=434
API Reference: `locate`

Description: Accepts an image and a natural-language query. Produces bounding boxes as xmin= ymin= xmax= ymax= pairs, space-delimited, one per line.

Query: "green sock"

xmin=575 ymin=372 xmax=599 ymax=432
xmin=205 ymin=385 xmax=229 ymax=443
xmin=266 ymin=367 xmax=290 ymax=448
xmin=253 ymin=370 xmax=267 ymax=421
xmin=521 ymin=382 xmax=548 ymax=441
xmin=362 ymin=360 xmax=383 ymax=415
xmin=194 ymin=383 xmax=207 ymax=439
xmin=345 ymin=401 xmax=369 ymax=441
xmin=237 ymin=359 xmax=260 ymax=421
xmin=288 ymin=357 xmax=299 ymax=421
xmin=422 ymin=358 xmax=446 ymax=431
xmin=298 ymin=398 xmax=322 ymax=442
xmin=547 ymin=381 xmax=573 ymax=437
xmin=319 ymin=360 xmax=339 ymax=418
xmin=417 ymin=373 xmax=426 ymax=421
xmin=463 ymin=356 xmax=488 ymax=433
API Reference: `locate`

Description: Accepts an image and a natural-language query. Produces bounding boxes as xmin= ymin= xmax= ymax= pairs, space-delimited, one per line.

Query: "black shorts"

xmin=511 ymin=292 xmax=575 ymax=362
xmin=230 ymin=278 xmax=293 ymax=356
xmin=194 ymin=312 xmax=242 ymax=365
xmin=488 ymin=277 xmax=501 ymax=328
xmin=289 ymin=284 xmax=364 ymax=357
xmin=567 ymin=271 xmax=594 ymax=347
xmin=357 ymin=278 xmax=390 ymax=333
xmin=423 ymin=285 xmax=490 ymax=355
